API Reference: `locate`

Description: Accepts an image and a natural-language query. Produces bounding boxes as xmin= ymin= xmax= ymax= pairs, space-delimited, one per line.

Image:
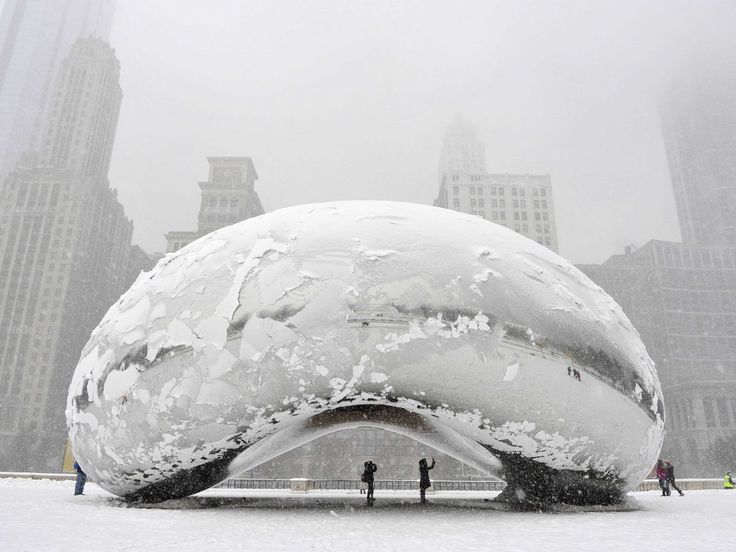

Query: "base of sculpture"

xmin=492 ymin=450 xmax=624 ymax=508
xmin=122 ymin=404 xmax=624 ymax=507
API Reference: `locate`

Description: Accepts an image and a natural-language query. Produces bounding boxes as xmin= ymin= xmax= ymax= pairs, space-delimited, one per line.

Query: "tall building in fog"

xmin=438 ymin=113 xmax=487 ymax=176
xmin=434 ymin=115 xmax=559 ymax=252
xmin=579 ymin=58 xmax=736 ymax=476
xmin=660 ymin=60 xmax=736 ymax=245
xmin=0 ymin=38 xmax=144 ymax=471
xmin=165 ymin=157 xmax=264 ymax=252
xmin=0 ymin=0 xmax=115 ymax=191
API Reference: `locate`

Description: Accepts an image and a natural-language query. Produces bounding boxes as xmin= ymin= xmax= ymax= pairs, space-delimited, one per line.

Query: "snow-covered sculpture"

xmin=66 ymin=201 xmax=664 ymax=505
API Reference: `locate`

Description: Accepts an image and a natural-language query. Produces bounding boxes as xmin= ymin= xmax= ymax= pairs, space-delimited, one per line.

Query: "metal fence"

xmin=215 ymin=478 xmax=506 ymax=492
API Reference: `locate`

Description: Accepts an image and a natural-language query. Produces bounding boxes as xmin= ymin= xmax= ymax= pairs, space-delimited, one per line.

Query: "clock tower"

xmin=165 ymin=157 xmax=265 ymax=252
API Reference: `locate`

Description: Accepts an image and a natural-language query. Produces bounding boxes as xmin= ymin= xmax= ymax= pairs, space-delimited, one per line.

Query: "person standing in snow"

xmin=418 ymin=457 xmax=436 ymax=503
xmin=362 ymin=461 xmax=377 ymax=503
xmin=665 ymin=460 xmax=684 ymax=496
xmin=655 ymin=459 xmax=669 ymax=496
xmin=73 ymin=460 xmax=86 ymax=496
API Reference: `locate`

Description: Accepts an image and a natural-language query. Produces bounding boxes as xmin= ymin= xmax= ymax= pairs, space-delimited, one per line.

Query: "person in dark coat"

xmin=665 ymin=460 xmax=684 ymax=496
xmin=655 ymin=459 xmax=669 ymax=496
xmin=73 ymin=460 xmax=86 ymax=496
xmin=362 ymin=461 xmax=377 ymax=502
xmin=418 ymin=457 xmax=435 ymax=503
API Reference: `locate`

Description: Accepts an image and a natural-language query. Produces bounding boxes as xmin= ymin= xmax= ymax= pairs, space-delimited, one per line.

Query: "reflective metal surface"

xmin=66 ymin=201 xmax=664 ymax=504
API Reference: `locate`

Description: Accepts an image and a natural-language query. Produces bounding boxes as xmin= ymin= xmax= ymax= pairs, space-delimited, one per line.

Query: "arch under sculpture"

xmin=66 ymin=201 xmax=664 ymax=505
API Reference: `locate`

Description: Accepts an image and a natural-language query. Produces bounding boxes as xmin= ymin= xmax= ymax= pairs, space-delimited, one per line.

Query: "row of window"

xmin=654 ymin=244 xmax=736 ymax=270
xmin=206 ymin=196 xmax=240 ymax=210
xmin=451 ymin=183 xmax=548 ymax=197
xmin=662 ymin=290 xmax=736 ymax=315
xmin=453 ymin=197 xmax=550 ymax=211
xmin=669 ymin=396 xmax=736 ymax=431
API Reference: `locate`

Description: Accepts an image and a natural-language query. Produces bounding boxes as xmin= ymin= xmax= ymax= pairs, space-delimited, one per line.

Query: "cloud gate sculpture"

xmin=67 ymin=201 xmax=664 ymax=505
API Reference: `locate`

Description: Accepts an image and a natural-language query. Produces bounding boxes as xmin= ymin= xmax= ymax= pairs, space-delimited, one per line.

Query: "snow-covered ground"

xmin=1 ymin=478 xmax=733 ymax=551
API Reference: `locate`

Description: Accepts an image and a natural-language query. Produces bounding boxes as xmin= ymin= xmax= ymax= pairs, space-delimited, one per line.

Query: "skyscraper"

xmin=165 ymin=157 xmax=264 ymax=252
xmin=438 ymin=113 xmax=487 ymax=176
xmin=0 ymin=38 xmax=137 ymax=471
xmin=659 ymin=59 xmax=736 ymax=245
xmin=0 ymin=0 xmax=115 ymax=191
xmin=578 ymin=57 xmax=736 ymax=475
xmin=434 ymin=115 xmax=559 ymax=252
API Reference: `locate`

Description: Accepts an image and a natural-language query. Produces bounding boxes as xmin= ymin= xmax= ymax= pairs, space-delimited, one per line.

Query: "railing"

xmin=215 ymin=478 xmax=506 ymax=492
xmin=0 ymin=472 xmax=727 ymax=494
xmin=636 ymin=478 xmax=724 ymax=491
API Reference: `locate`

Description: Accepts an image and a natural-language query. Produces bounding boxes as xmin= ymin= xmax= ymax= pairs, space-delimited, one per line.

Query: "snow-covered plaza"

xmin=1 ymin=477 xmax=733 ymax=551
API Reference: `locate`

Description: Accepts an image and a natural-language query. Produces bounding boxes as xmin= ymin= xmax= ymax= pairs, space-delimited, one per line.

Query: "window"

xmin=470 ymin=187 xmax=476 ymax=195
xmin=514 ymin=224 xmax=521 ymax=232
xmin=492 ymin=199 xmax=498 ymax=208
xmin=544 ymin=225 xmax=550 ymax=234
xmin=543 ymin=212 xmax=548 ymax=221
xmin=513 ymin=212 xmax=520 ymax=221
xmin=540 ymin=188 xmax=546 ymax=196
xmin=521 ymin=212 xmax=527 ymax=221
xmin=535 ymin=212 xmax=541 ymax=221
xmin=491 ymin=187 xmax=497 ymax=195
xmin=453 ymin=186 xmax=459 ymax=195
xmin=512 ymin=188 xmax=518 ymax=196
xmin=717 ymin=397 xmax=731 ymax=427
xmin=492 ymin=211 xmax=498 ymax=220
xmin=499 ymin=188 xmax=505 ymax=196
xmin=470 ymin=198 xmax=477 ymax=207
xmin=534 ymin=200 xmax=540 ymax=209
xmin=477 ymin=187 xmax=484 ymax=195
xmin=499 ymin=199 xmax=505 ymax=208
xmin=520 ymin=200 xmax=526 ymax=209
xmin=500 ymin=212 xmax=506 ymax=220
xmin=208 ymin=196 xmax=217 ymax=208
xmin=541 ymin=200 xmax=547 ymax=209
xmin=453 ymin=198 xmax=460 ymax=208
xmin=479 ymin=210 xmax=486 ymax=218
xmin=478 ymin=198 xmax=485 ymax=207
xmin=703 ymin=398 xmax=716 ymax=428
xmin=519 ymin=188 xmax=525 ymax=196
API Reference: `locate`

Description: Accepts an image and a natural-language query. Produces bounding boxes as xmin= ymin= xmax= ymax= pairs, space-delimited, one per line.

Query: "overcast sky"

xmin=96 ymin=0 xmax=736 ymax=263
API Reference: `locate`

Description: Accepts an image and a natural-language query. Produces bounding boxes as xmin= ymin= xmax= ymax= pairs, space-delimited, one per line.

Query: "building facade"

xmin=0 ymin=38 xmax=142 ymax=471
xmin=434 ymin=115 xmax=559 ymax=252
xmin=165 ymin=157 xmax=264 ymax=252
xmin=579 ymin=241 xmax=736 ymax=476
xmin=0 ymin=0 xmax=115 ymax=191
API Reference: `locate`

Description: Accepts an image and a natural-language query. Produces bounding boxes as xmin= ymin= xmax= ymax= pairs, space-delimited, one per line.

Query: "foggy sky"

xmin=94 ymin=1 xmax=736 ymax=262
